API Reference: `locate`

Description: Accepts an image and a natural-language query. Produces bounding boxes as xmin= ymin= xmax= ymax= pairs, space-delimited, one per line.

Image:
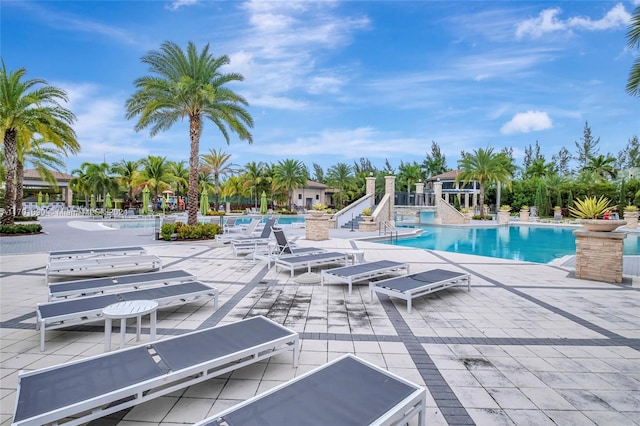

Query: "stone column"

xmin=623 ymin=211 xmax=638 ymax=229
xmin=305 ymin=216 xmax=330 ymax=241
xmin=573 ymin=230 xmax=627 ymax=283
xmin=385 ymin=175 xmax=396 ymax=224
xmin=464 ymin=193 xmax=469 ymax=209
xmin=415 ymin=182 xmax=424 ymax=206
xmin=433 ymin=180 xmax=443 ymax=224
xmin=497 ymin=210 xmax=510 ymax=225
xmin=365 ymin=176 xmax=376 ymax=206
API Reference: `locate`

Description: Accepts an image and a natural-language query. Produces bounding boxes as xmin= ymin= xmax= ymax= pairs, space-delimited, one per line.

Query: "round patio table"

xmin=103 ymin=300 xmax=158 ymax=352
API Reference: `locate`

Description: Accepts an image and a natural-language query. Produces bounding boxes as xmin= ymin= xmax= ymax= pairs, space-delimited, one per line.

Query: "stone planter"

xmin=578 ymin=219 xmax=627 ymax=232
xmin=309 ymin=210 xmax=325 ymax=217
xmin=362 ymin=215 xmax=374 ymax=222
xmin=554 ymin=209 xmax=562 ymax=222
xmin=497 ymin=210 xmax=511 ymax=225
xmin=623 ymin=211 xmax=638 ymax=229
xmin=574 ymin=229 xmax=627 ymax=283
xmin=519 ymin=210 xmax=530 ymax=222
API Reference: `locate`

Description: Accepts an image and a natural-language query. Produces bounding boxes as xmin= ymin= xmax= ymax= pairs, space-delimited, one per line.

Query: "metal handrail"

xmin=379 ymin=220 xmax=398 ymax=242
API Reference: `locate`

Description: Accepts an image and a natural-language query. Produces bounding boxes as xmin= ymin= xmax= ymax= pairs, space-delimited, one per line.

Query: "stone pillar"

xmin=366 ymin=176 xmax=376 ymax=206
xmin=464 ymin=193 xmax=469 ymax=209
xmin=497 ymin=210 xmax=510 ymax=225
xmin=573 ymin=230 xmax=626 ymax=283
xmin=305 ymin=216 xmax=330 ymax=241
xmin=65 ymin=186 xmax=73 ymax=207
xmin=415 ymin=182 xmax=424 ymax=206
xmin=385 ymin=175 xmax=396 ymax=224
xmin=623 ymin=211 xmax=638 ymax=229
xmin=433 ymin=180 xmax=443 ymax=224
xmin=226 ymin=201 xmax=231 ymax=214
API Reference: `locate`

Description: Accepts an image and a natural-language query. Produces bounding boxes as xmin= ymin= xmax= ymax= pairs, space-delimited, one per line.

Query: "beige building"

xmin=291 ymin=180 xmax=336 ymax=209
xmin=22 ymin=169 xmax=74 ymax=206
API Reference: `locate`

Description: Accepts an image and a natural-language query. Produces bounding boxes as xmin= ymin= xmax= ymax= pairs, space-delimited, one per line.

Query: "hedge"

xmin=161 ymin=222 xmax=221 ymax=241
xmin=0 ymin=224 xmax=43 ymax=235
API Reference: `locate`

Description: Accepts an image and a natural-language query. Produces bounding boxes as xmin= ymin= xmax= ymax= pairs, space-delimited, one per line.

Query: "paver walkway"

xmin=0 ymin=217 xmax=639 ymax=425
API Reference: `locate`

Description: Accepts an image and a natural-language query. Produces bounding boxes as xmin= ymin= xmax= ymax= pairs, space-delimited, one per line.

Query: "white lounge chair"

xmin=321 ymin=260 xmax=410 ymax=295
xmin=255 ymin=229 xmax=325 ymax=267
xmin=215 ymin=218 xmax=259 ymax=242
xmin=13 ymin=316 xmax=299 ymax=426
xmin=45 ymin=254 xmax=162 ymax=282
xmin=274 ymin=251 xmax=348 ymax=277
xmin=48 ymin=246 xmax=146 ymax=261
xmin=370 ymin=268 xmax=471 ymax=313
xmin=37 ymin=281 xmax=218 ymax=351
xmin=195 ymin=353 xmax=425 ymax=426
xmin=47 ymin=269 xmax=196 ymax=301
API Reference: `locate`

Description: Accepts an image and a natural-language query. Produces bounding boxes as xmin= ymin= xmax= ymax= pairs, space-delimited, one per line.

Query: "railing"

xmin=332 ymin=194 xmax=374 ymax=228
xmin=379 ymin=220 xmax=398 ymax=242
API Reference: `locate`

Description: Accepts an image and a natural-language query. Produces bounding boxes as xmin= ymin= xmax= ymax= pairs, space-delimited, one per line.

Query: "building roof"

xmin=24 ymin=169 xmax=74 ymax=181
xmin=306 ymin=180 xmax=327 ymax=189
xmin=427 ymin=170 xmax=461 ymax=181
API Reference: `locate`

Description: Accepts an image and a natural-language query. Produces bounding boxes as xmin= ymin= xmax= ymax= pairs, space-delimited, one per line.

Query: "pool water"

xmin=383 ymin=225 xmax=639 ymax=264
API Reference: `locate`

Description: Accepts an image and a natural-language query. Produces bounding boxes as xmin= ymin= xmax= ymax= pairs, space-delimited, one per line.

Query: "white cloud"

xmin=500 ymin=111 xmax=553 ymax=134
xmin=516 ymin=3 xmax=631 ymax=39
xmin=166 ymin=0 xmax=198 ymax=11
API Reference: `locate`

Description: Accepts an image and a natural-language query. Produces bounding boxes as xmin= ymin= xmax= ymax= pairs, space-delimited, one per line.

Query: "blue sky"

xmin=2 ymin=0 xmax=639 ymax=175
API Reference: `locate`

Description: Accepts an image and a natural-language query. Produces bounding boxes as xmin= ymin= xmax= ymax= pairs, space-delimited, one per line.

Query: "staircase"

xmin=341 ymin=214 xmax=364 ymax=230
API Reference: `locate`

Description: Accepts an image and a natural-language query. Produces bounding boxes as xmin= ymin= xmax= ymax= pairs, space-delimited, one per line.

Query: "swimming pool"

xmin=382 ymin=225 xmax=639 ymax=263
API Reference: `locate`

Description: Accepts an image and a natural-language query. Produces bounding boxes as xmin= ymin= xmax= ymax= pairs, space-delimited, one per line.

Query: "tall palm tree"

xmin=169 ymin=160 xmax=189 ymax=199
xmin=583 ymin=154 xmax=617 ymax=180
xmin=125 ymin=41 xmax=253 ymax=226
xmin=272 ymin=159 xmax=307 ymax=209
xmin=398 ymin=161 xmax=424 ymax=204
xmin=241 ymin=161 xmax=267 ymax=208
xmin=626 ymin=6 xmax=640 ymax=96
xmin=326 ymin=162 xmax=355 ymax=209
xmin=222 ymin=175 xmax=245 ymax=209
xmin=0 ymin=62 xmax=78 ymax=224
xmin=455 ymin=147 xmax=513 ymax=216
xmin=138 ymin=155 xmax=174 ymax=199
xmin=73 ymin=162 xmax=118 ymax=208
xmin=201 ymin=148 xmax=239 ymax=210
xmin=111 ymin=159 xmax=141 ymax=203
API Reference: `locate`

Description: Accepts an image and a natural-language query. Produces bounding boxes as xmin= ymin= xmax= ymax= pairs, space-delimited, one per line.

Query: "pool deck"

xmin=1 ymin=217 xmax=639 ymax=425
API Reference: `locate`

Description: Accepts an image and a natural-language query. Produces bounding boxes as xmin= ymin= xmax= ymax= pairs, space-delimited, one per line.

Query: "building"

xmin=426 ymin=170 xmax=479 ymax=210
xmin=22 ymin=169 xmax=74 ymax=206
xmin=291 ymin=180 xmax=335 ymax=209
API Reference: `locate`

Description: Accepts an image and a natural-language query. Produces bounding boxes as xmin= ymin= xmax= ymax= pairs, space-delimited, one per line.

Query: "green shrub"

xmin=471 ymin=215 xmax=493 ymax=220
xmin=0 ymin=224 xmax=43 ymax=235
xmin=14 ymin=215 xmax=38 ymax=222
xmin=278 ymin=210 xmax=298 ymax=215
xmin=206 ymin=211 xmax=225 ymax=216
xmin=160 ymin=222 xmax=221 ymax=241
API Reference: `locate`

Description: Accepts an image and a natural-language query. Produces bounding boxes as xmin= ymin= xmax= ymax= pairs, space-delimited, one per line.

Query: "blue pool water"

xmin=383 ymin=225 xmax=639 ymax=263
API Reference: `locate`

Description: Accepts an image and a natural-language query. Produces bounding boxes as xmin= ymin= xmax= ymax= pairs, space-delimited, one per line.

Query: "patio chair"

xmin=48 ymin=246 xmax=147 ymax=261
xmin=254 ymin=229 xmax=326 ymax=267
xmin=321 ymin=260 xmax=410 ymax=295
xmin=47 ymin=269 xmax=197 ymax=301
xmin=45 ymin=254 xmax=162 ymax=282
xmin=231 ymin=217 xmax=277 ymax=243
xmin=215 ymin=218 xmax=259 ymax=242
xmin=37 ymin=281 xmax=218 ymax=351
xmin=13 ymin=316 xmax=299 ymax=426
xmin=194 ymin=353 xmax=425 ymax=426
xmin=274 ymin=251 xmax=348 ymax=277
xmin=370 ymin=268 xmax=471 ymax=313
xmin=222 ymin=216 xmax=239 ymax=232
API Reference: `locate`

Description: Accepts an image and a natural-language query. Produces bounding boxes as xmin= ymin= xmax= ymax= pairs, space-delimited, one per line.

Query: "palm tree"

xmin=398 ymin=161 xmax=424 ymax=204
xmin=455 ymin=148 xmax=513 ymax=216
xmin=111 ymin=159 xmax=141 ymax=203
xmin=583 ymin=154 xmax=617 ymax=180
xmin=626 ymin=6 xmax=640 ymax=96
xmin=241 ymin=161 xmax=267 ymax=208
xmin=169 ymin=160 xmax=189 ymax=199
xmin=16 ymin=137 xmax=69 ymax=214
xmin=222 ymin=175 xmax=245 ymax=209
xmin=73 ymin=162 xmax=118 ymax=208
xmin=201 ymin=148 xmax=239 ymax=210
xmin=0 ymin=62 xmax=78 ymax=224
xmin=326 ymin=162 xmax=355 ymax=209
xmin=524 ymin=158 xmax=554 ymax=179
xmin=125 ymin=41 xmax=253 ymax=226
xmin=272 ymin=159 xmax=307 ymax=209
xmin=138 ymin=155 xmax=174 ymax=200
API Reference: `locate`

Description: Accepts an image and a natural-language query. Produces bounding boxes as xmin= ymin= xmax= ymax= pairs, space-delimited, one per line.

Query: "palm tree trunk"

xmin=187 ymin=114 xmax=201 ymax=226
xmin=15 ymin=160 xmax=24 ymax=216
xmin=2 ymin=129 xmax=17 ymax=225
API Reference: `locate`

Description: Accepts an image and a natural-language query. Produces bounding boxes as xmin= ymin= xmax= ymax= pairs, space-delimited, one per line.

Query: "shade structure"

xmin=37 ymin=192 xmax=43 ymax=207
xmin=90 ymin=194 xmax=95 ymax=209
xmin=200 ymin=190 xmax=209 ymax=216
xmin=260 ymin=191 xmax=268 ymax=215
xmin=105 ymin=193 xmax=112 ymax=209
xmin=142 ymin=186 xmax=150 ymax=215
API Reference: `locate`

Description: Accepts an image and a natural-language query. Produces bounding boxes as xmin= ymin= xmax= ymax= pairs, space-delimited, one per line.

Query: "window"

xmin=298 ymin=194 xmax=302 ymax=199
xmin=315 ymin=195 xmax=319 ymax=200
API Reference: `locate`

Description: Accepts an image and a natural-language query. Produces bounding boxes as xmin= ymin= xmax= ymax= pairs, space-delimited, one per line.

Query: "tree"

xmin=311 ymin=163 xmax=325 ymax=183
xmin=221 ymin=175 xmax=245 ymax=209
xmin=552 ymin=147 xmax=572 ymax=176
xmin=272 ymin=159 xmax=307 ymax=209
xmin=626 ymin=6 xmax=640 ymax=96
xmin=617 ymin=136 xmax=640 ymax=169
xmin=138 ymin=156 xmax=174 ymax=199
xmin=455 ymin=147 xmax=513 ymax=216
xmin=422 ymin=141 xmax=448 ymax=177
xmin=200 ymin=148 xmax=239 ymax=210
xmin=125 ymin=41 xmax=253 ymax=226
xmin=525 ymin=158 xmax=554 ymax=179
xmin=169 ymin=160 xmax=189 ymax=199
xmin=72 ymin=162 xmax=118 ymax=207
xmin=111 ymin=159 xmax=141 ymax=202
xmin=583 ymin=154 xmax=617 ymax=180
xmin=241 ymin=161 xmax=267 ymax=208
xmin=397 ymin=161 xmax=424 ymax=203
xmin=574 ymin=122 xmax=600 ymax=171
xmin=326 ymin=162 xmax=355 ymax=209
xmin=0 ymin=62 xmax=78 ymax=224
xmin=522 ymin=141 xmax=544 ymax=176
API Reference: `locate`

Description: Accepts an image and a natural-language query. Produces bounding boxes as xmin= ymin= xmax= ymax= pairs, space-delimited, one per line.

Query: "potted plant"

xmin=310 ymin=202 xmax=327 ymax=216
xmin=498 ymin=205 xmax=511 ymax=225
xmin=553 ymin=206 xmax=562 ymax=222
xmin=361 ymin=207 xmax=374 ymax=222
xmin=569 ymin=196 xmax=626 ymax=232
xmin=623 ymin=205 xmax=638 ymax=229
xmin=519 ymin=205 xmax=530 ymax=222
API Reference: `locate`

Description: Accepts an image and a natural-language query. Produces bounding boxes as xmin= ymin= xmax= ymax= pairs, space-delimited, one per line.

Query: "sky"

xmin=2 ymin=0 xmax=639 ymax=176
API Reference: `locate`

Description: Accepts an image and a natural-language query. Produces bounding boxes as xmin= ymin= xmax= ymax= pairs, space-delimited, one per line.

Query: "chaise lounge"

xmin=194 ymin=353 xmax=426 ymax=426
xmin=274 ymin=251 xmax=348 ymax=277
xmin=37 ymin=281 xmax=218 ymax=350
xmin=321 ymin=260 xmax=410 ymax=295
xmin=48 ymin=246 xmax=147 ymax=261
xmin=13 ymin=316 xmax=299 ymax=426
xmin=46 ymin=254 xmax=163 ymax=282
xmin=370 ymin=268 xmax=471 ymax=313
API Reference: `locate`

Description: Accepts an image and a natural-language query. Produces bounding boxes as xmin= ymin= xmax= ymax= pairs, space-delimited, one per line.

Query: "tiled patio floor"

xmin=1 ymin=217 xmax=639 ymax=425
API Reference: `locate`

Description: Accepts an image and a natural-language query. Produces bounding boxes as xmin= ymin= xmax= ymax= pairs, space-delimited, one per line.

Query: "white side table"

xmin=103 ymin=300 xmax=158 ymax=352
xmin=344 ymin=249 xmax=365 ymax=265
